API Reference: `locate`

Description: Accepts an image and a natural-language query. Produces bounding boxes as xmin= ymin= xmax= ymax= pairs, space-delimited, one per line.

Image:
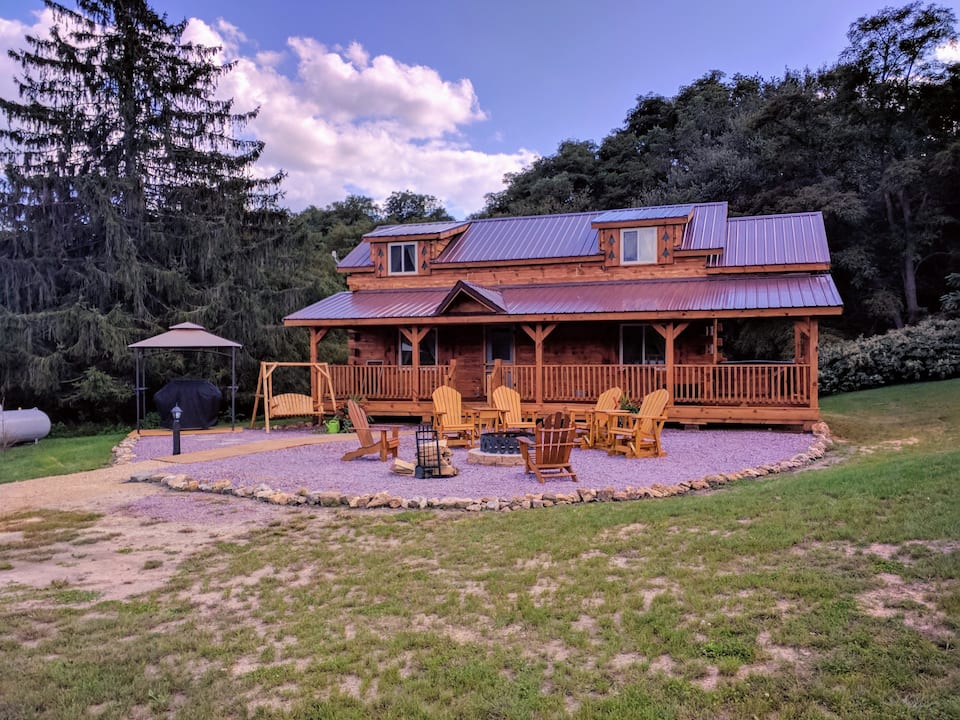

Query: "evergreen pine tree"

xmin=0 ymin=0 xmax=290 ymax=419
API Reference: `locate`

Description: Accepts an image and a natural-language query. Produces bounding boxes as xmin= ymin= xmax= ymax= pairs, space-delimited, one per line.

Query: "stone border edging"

xmin=115 ymin=423 xmax=833 ymax=512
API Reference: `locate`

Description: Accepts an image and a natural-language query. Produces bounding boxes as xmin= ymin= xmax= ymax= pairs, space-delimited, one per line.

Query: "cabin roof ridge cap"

xmin=727 ymin=210 xmax=823 ymax=221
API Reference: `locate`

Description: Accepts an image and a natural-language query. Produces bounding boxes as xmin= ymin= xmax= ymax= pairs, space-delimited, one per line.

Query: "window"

xmin=621 ymin=227 xmax=657 ymax=265
xmin=389 ymin=242 xmax=417 ymax=275
xmin=620 ymin=324 xmax=665 ymax=364
xmin=399 ymin=328 xmax=438 ymax=366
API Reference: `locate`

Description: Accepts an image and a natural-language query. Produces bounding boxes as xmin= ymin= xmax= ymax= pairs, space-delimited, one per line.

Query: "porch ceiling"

xmin=284 ymin=273 xmax=843 ymax=325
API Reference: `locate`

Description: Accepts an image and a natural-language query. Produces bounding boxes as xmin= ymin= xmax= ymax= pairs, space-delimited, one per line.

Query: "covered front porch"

xmin=303 ymin=318 xmax=822 ymax=428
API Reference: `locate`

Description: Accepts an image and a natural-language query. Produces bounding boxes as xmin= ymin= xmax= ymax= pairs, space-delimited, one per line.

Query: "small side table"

xmin=471 ymin=406 xmax=503 ymax=434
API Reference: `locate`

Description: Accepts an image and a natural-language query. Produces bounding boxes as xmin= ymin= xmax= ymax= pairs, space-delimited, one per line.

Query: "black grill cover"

xmin=154 ymin=379 xmax=222 ymax=430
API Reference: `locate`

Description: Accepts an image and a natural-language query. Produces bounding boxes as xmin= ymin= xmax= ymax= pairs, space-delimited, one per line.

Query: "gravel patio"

xmin=127 ymin=425 xmax=824 ymax=502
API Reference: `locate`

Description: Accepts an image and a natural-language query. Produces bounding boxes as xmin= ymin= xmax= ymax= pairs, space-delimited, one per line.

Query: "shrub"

xmin=819 ymin=317 xmax=960 ymax=395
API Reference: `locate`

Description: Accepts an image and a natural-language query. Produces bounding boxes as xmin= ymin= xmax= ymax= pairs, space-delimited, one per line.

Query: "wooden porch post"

xmin=521 ymin=323 xmax=556 ymax=406
xmin=651 ymin=322 xmax=688 ymax=401
xmin=808 ymin=318 xmax=819 ymax=411
xmin=400 ymin=326 xmax=428 ymax=401
xmin=793 ymin=318 xmax=818 ymax=410
xmin=308 ymin=328 xmax=328 ymax=406
xmin=487 ymin=358 xmax=503 ymax=403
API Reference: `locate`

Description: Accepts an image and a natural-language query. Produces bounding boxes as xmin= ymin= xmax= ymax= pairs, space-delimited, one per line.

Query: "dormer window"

xmin=621 ymin=228 xmax=657 ymax=264
xmin=389 ymin=241 xmax=417 ymax=275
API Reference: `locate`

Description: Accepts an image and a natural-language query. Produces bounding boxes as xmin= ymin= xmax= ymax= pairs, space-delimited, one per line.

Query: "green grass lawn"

xmin=0 ymin=380 xmax=958 ymax=719
xmin=0 ymin=432 xmax=128 ymax=484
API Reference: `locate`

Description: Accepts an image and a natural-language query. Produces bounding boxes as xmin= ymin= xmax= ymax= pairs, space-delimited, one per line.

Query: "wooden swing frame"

xmin=250 ymin=361 xmax=337 ymax=433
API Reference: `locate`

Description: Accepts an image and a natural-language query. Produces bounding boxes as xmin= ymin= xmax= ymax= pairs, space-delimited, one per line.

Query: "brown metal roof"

xmin=129 ymin=322 xmax=242 ymax=349
xmin=711 ymin=212 xmax=830 ymax=267
xmin=285 ymin=274 xmax=842 ymax=323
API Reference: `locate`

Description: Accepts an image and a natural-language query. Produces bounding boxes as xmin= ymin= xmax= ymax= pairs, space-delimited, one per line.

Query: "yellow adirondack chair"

xmin=517 ymin=411 xmax=578 ymax=483
xmin=491 ymin=385 xmax=537 ymax=432
xmin=567 ymin=386 xmax=623 ymax=449
xmin=341 ymin=399 xmax=400 ymax=462
xmin=431 ymin=385 xmax=478 ymax=447
xmin=607 ymin=388 xmax=669 ymax=458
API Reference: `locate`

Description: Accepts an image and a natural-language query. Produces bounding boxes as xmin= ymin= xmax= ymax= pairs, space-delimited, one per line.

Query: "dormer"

xmin=363 ymin=221 xmax=470 ymax=279
xmin=591 ymin=205 xmax=694 ymax=269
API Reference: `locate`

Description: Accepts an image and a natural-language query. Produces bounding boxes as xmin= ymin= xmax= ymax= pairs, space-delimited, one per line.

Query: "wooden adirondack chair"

xmin=607 ymin=388 xmax=669 ymax=458
xmin=431 ymin=385 xmax=478 ymax=447
xmin=567 ymin=386 xmax=623 ymax=449
xmin=491 ymin=385 xmax=537 ymax=432
xmin=340 ymin=399 xmax=400 ymax=462
xmin=517 ymin=411 xmax=578 ymax=483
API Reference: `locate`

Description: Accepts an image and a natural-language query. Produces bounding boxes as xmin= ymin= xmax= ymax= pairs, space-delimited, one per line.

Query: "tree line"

xmin=0 ymin=0 xmax=957 ymax=422
xmin=477 ymin=3 xmax=960 ymax=338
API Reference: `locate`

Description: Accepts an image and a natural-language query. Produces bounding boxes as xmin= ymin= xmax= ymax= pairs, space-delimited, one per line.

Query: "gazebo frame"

xmin=128 ymin=322 xmax=241 ymax=432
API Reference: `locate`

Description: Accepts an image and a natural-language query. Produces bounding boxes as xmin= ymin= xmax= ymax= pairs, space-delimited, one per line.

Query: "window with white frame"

xmin=621 ymin=227 xmax=657 ymax=264
xmin=388 ymin=241 xmax=417 ymax=275
xmin=399 ymin=328 xmax=438 ymax=366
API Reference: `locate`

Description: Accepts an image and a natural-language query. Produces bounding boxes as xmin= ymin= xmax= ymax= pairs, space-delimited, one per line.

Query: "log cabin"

xmin=284 ymin=202 xmax=842 ymax=428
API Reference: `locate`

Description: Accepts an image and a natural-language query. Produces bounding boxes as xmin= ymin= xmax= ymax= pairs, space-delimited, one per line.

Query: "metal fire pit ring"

xmin=479 ymin=431 xmax=535 ymax=455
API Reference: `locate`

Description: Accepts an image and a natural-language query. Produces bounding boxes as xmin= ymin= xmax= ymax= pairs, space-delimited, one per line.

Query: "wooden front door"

xmin=485 ymin=326 xmax=515 ymax=387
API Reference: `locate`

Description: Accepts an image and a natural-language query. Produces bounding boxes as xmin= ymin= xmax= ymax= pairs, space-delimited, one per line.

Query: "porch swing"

xmin=250 ymin=361 xmax=337 ymax=432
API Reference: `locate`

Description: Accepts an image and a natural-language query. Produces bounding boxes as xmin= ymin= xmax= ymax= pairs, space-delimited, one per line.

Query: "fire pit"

xmin=468 ymin=431 xmax=536 ymax=466
xmin=479 ymin=431 xmax=535 ymax=454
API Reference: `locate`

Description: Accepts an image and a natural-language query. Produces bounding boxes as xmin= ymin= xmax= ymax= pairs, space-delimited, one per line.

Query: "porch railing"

xmin=674 ymin=363 xmax=810 ymax=406
xmin=327 ymin=363 xmax=453 ymax=400
xmin=326 ymin=362 xmax=811 ymax=408
xmin=524 ymin=365 xmax=666 ymax=403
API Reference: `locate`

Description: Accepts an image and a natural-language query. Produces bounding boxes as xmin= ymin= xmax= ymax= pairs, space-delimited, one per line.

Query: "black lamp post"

xmin=171 ymin=404 xmax=182 ymax=455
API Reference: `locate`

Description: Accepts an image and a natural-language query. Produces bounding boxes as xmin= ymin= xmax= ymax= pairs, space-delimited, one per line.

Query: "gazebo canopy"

xmin=129 ymin=322 xmax=242 ymax=431
xmin=128 ymin=322 xmax=241 ymax=349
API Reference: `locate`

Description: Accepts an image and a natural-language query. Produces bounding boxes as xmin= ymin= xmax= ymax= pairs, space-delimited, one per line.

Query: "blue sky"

xmin=3 ymin=1 xmax=959 ymax=216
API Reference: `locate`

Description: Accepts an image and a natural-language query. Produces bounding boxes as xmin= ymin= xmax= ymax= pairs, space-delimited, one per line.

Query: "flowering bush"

xmin=819 ymin=317 xmax=960 ymax=395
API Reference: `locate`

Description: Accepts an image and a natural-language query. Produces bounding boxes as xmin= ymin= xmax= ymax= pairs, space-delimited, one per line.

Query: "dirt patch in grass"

xmin=858 ymin=436 xmax=921 ymax=454
xmin=0 ymin=465 xmax=340 ymax=609
xmin=858 ymin=573 xmax=955 ymax=642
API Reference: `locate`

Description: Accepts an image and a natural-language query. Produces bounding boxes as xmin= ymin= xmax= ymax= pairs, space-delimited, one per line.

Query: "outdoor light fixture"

xmin=171 ymin=404 xmax=182 ymax=456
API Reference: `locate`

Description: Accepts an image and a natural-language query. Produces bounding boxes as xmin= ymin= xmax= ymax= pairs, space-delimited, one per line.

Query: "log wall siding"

xmin=346 ymin=253 xmax=710 ymax=291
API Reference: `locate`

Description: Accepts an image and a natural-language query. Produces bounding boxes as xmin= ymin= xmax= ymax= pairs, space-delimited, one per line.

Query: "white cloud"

xmin=936 ymin=39 xmax=960 ymax=64
xmin=0 ymin=11 xmax=534 ymax=217
xmin=0 ymin=9 xmax=54 ymax=113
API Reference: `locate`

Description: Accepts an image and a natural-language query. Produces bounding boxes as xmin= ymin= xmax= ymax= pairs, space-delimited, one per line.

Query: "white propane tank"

xmin=0 ymin=407 xmax=52 ymax=446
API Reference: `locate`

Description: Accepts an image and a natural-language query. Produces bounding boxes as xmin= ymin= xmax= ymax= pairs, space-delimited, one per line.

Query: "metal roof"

xmin=335 ymin=202 xmax=832 ymax=271
xmin=129 ymin=322 xmax=242 ymax=349
xmin=436 ymin=280 xmax=507 ymax=314
xmin=285 ymin=274 xmax=842 ymax=323
xmin=593 ymin=205 xmax=694 ymax=224
xmin=363 ymin=220 xmax=470 ymax=238
xmin=680 ymin=202 xmax=728 ymax=252
xmin=435 ymin=211 xmax=601 ymax=263
xmin=712 ymin=212 xmax=830 ymax=267
xmin=458 ymin=280 xmax=506 ymax=311
xmin=338 ymin=241 xmax=372 ymax=269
